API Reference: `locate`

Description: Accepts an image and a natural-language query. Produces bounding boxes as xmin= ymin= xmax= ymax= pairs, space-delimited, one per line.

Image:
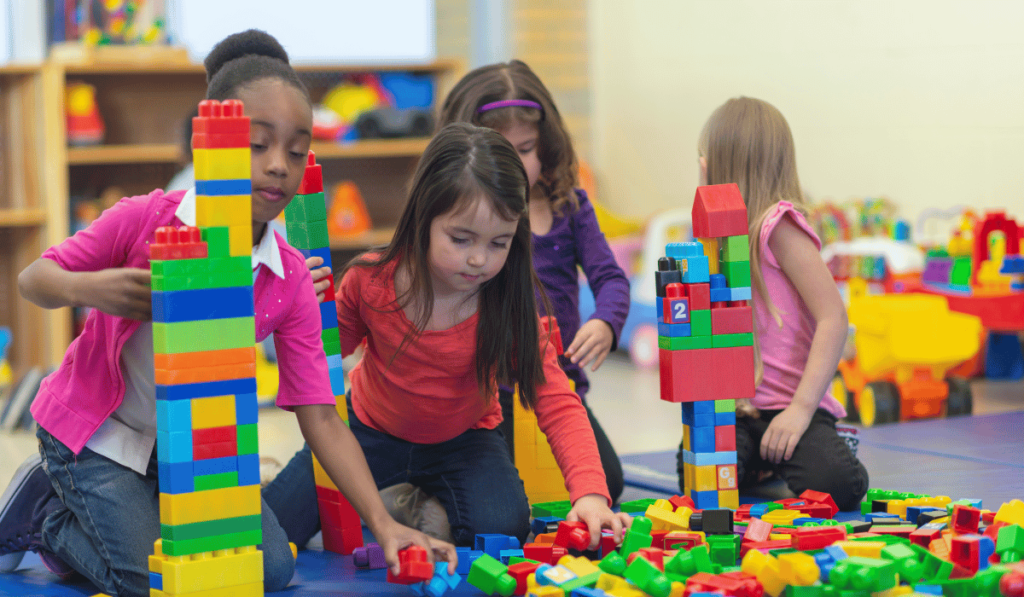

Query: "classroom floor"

xmin=0 ymin=352 xmax=1021 ymax=595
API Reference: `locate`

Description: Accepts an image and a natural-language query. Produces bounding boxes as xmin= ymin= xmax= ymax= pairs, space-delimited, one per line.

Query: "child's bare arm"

xmin=761 ymin=218 xmax=848 ymax=463
xmin=19 ymin=258 xmax=152 ymax=321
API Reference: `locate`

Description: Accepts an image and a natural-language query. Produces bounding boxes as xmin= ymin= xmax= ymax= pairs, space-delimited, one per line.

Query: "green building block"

xmin=721 ymin=235 xmax=749 ymax=262
xmin=323 ymin=336 xmax=341 ymax=357
xmin=285 ymin=219 xmax=330 ymax=250
xmin=598 ymin=551 xmax=626 ymax=576
xmin=950 ymin=257 xmax=972 ymax=286
xmin=829 ymin=556 xmax=896 ymax=592
xmin=284 ymin=192 xmax=327 ymax=222
xmin=194 ymin=471 xmax=238 ymax=492
xmin=619 ymin=516 xmax=653 ymax=559
xmin=881 ymin=543 xmax=924 ymax=583
xmin=161 ymin=529 xmax=263 ymax=556
xmin=466 ymin=554 xmax=516 ymax=597
xmin=711 ymin=333 xmax=754 ymax=348
xmin=658 ymin=335 xmax=712 ymax=351
xmin=152 ymin=317 xmax=255 ymax=353
xmin=202 ymin=227 xmax=231 ymax=257
xmin=691 ymin=310 xmax=711 ymax=336
xmin=996 ymin=524 xmax=1024 ymax=561
xmin=237 ymin=424 xmax=259 ymax=455
xmin=722 ymin=260 xmax=751 ymax=288
xmin=560 ymin=571 xmax=602 ymax=593
xmin=715 ymin=399 xmax=736 ymax=413
xmin=161 ymin=514 xmax=262 ymax=541
xmin=530 ymin=500 xmax=572 ymax=519
xmin=665 ymin=544 xmax=713 ymax=578
xmin=619 ymin=498 xmax=659 ymax=513
xmin=624 ymin=556 xmax=671 ymax=597
xmin=151 ymin=269 xmax=252 ymax=292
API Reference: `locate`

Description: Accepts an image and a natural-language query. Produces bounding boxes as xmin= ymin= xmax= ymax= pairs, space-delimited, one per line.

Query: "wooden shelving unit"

xmin=0 ymin=56 xmax=461 ymax=370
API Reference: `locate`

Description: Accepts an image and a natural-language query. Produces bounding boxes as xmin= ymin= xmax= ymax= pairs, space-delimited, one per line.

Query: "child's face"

xmin=427 ymin=195 xmax=518 ymax=298
xmin=496 ymin=122 xmax=542 ymax=191
xmin=236 ymin=79 xmax=313 ymax=226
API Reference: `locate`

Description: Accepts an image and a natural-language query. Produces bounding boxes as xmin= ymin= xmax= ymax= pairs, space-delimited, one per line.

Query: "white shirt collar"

xmin=175 ymin=188 xmax=286 ymax=279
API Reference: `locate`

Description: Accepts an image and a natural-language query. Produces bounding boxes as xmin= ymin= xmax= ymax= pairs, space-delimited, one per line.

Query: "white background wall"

xmin=589 ymin=0 xmax=1024 ymax=226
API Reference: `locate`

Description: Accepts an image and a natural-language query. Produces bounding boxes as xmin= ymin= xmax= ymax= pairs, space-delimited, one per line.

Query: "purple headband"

xmin=477 ymin=99 xmax=543 ymax=113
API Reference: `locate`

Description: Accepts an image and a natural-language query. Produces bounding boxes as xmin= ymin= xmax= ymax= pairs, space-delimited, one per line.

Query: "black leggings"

xmin=498 ymin=389 xmax=625 ymax=505
xmin=676 ymin=408 xmax=868 ymax=511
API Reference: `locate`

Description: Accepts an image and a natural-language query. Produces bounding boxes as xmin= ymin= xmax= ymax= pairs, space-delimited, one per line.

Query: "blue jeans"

xmin=36 ymin=426 xmax=295 ymax=597
xmin=264 ymin=400 xmax=531 ymax=548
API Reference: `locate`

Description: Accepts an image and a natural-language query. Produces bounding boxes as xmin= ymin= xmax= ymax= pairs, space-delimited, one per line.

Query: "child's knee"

xmin=453 ymin=495 xmax=530 ymax=546
xmin=262 ymin=543 xmax=296 ymax=592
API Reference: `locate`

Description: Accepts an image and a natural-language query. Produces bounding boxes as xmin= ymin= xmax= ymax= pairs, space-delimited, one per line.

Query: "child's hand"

xmin=304 ymin=256 xmax=333 ymax=302
xmin=761 ymin=403 xmax=814 ymax=464
xmin=375 ymin=518 xmax=458 ymax=576
xmin=82 ymin=268 xmax=152 ymax=320
xmin=736 ymin=398 xmax=760 ymax=419
xmin=565 ymin=493 xmax=632 ymax=550
xmin=565 ymin=320 xmax=614 ymax=371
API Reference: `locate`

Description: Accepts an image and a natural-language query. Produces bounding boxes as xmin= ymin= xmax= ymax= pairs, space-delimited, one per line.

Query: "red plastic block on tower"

xmin=708 ymin=346 xmax=755 ymax=400
xmin=298 ymin=151 xmax=324 ymax=195
xmin=192 ymin=99 xmax=249 ymax=148
xmin=799 ymin=489 xmax=839 ymax=518
xmin=386 ymin=545 xmax=434 ymax=584
xmin=151 ymin=226 xmax=207 ymax=260
xmin=540 ymin=316 xmax=564 ymax=355
xmin=790 ymin=526 xmax=846 ymax=550
xmin=686 ymin=283 xmax=711 ymax=311
xmin=692 ymin=184 xmax=748 ymax=238
xmin=322 ymin=522 xmax=362 ymax=555
xmin=714 ymin=425 xmax=736 ymax=451
xmin=554 ymin=521 xmax=590 ymax=551
xmin=711 ymin=305 xmax=753 ymax=335
xmin=193 ymin=440 xmax=236 ymax=460
xmin=192 ymin=425 xmax=235 ymax=445
xmin=952 ymin=505 xmax=981 ymax=534
xmin=659 ymin=348 xmax=715 ymax=403
xmin=664 ymin=284 xmax=690 ymax=324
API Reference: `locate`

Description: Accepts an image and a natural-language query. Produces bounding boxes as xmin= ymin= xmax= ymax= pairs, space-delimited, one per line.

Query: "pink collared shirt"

xmin=31 ymin=189 xmax=336 ymax=456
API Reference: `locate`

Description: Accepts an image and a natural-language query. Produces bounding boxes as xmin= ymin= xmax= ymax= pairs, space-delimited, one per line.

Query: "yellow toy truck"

xmin=832 ymin=292 xmax=981 ymax=426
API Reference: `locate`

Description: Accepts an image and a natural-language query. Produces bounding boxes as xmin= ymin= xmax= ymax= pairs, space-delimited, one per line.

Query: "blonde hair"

xmin=697 ymin=97 xmax=805 ymax=384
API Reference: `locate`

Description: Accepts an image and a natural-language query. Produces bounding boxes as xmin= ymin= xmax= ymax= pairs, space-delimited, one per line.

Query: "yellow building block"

xmin=675 ymin=506 xmax=693 ymax=522
xmin=874 ymin=587 xmax=914 ymax=597
xmin=150 ymin=542 xmax=263 ymax=594
xmin=698 ymin=238 xmax=720 ymax=274
xmin=683 ymin=463 xmax=695 ymax=495
xmin=742 ymin=550 xmax=785 ymax=597
xmin=535 ymin=430 xmax=558 ymax=469
xmin=650 ymin=499 xmax=675 ymax=512
xmin=682 ymin=425 xmax=690 ymax=451
xmin=527 ymin=586 xmax=563 ymax=597
xmin=694 ymin=465 xmax=717 ymax=492
xmin=778 ymin=552 xmax=820 ymax=586
xmin=645 ymin=504 xmax=689 ymax=532
xmin=596 ymin=573 xmax=646 ymax=596
xmin=194 ymin=148 xmax=251 ymax=181
xmin=768 ymin=533 xmax=792 ymax=541
xmin=833 ymin=540 xmax=885 ymax=558
xmin=191 ymin=395 xmax=236 ymax=429
xmin=513 ymin=388 xmax=568 ymax=504
xmin=196 ymin=195 xmax=251 ymax=228
xmin=152 ymin=581 xmax=262 ymax=597
xmin=313 ymin=456 xmax=337 ymax=490
xmin=335 ymin=393 xmax=348 ymax=423
xmin=159 ymin=485 xmax=260 ymax=526
xmin=669 ymin=581 xmax=685 ymax=597
xmin=558 ymin=555 xmax=600 ymax=577
xmin=228 ymin=225 xmax=250 ymax=257
xmin=761 ymin=509 xmax=802 ymax=525
xmin=718 ymin=489 xmax=739 ymax=510
xmin=995 ymin=499 xmax=1024 ymax=526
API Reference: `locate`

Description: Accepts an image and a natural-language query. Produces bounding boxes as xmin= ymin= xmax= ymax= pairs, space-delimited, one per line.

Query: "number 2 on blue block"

xmin=669 ymin=298 xmax=690 ymax=324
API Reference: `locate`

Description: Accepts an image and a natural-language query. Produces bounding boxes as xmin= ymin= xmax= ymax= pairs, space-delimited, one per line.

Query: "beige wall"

xmin=589 ymin=0 xmax=1024 ymax=228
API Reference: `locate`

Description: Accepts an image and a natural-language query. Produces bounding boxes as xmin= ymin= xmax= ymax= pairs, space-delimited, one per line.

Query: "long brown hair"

xmin=698 ymin=97 xmax=805 ymax=383
xmin=438 ymin=60 xmax=579 ymax=214
xmin=344 ymin=123 xmax=548 ymax=408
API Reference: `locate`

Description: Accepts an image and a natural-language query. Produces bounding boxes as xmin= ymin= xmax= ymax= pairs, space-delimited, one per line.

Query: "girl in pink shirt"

xmin=3 ymin=30 xmax=453 ymax=596
xmin=676 ymin=97 xmax=868 ymax=510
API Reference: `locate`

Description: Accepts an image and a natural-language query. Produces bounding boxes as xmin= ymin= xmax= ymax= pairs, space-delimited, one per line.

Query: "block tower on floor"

xmin=283 ymin=151 xmax=363 ymax=555
xmin=149 ymin=99 xmax=264 ymax=597
xmin=658 ymin=183 xmax=756 ymax=510
xmin=513 ymin=317 xmax=570 ymax=505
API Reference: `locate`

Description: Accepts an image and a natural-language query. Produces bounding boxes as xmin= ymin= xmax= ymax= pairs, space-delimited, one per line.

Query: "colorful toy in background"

xmin=316 ymin=72 xmax=435 ymax=142
xmin=0 ymin=327 xmax=11 ymax=393
xmin=326 ymin=181 xmax=372 ymax=238
xmin=820 ymin=236 xmax=926 ymax=296
xmin=65 ymin=80 xmax=105 ymax=145
xmin=810 ymin=197 xmax=904 ymax=245
xmin=51 ymin=0 xmax=167 ymax=47
xmin=833 ymin=288 xmax=978 ymax=427
xmin=660 ymin=183 xmax=755 ymax=510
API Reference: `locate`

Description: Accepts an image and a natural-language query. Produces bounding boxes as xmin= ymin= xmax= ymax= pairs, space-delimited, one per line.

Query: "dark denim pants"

xmin=264 ymin=400 xmax=531 ymax=548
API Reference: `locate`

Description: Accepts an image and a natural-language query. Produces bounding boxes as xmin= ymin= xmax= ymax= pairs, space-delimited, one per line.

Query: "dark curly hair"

xmin=204 ymin=29 xmax=309 ymax=103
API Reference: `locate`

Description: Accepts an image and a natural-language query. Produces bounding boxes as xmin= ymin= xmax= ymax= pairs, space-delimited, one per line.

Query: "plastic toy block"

xmin=790 ymin=526 xmax=846 ymax=550
xmin=879 ymin=543 xmax=925 ymax=583
xmin=201 ymin=226 xmax=230 ymax=258
xmin=157 ymin=461 xmax=196 ymax=494
xmin=709 ymin=346 xmax=755 ymax=400
xmin=321 ymin=522 xmax=363 ymax=555
xmin=152 ymin=317 xmax=255 ymax=355
xmin=466 ymin=553 xmax=517 ymax=596
xmin=829 ymin=556 xmax=897 ymax=593
xmin=536 ymin=563 xmax=577 ymax=585
xmin=659 ymin=348 xmax=714 ymax=403
xmin=712 ymin=425 xmax=736 ymax=452
xmin=522 ymin=543 xmax=568 ymax=566
xmin=530 ymin=516 xmax=562 ymax=537
xmin=550 ymin=522 xmax=589 ymax=551
xmin=655 ymin=261 xmax=683 ymax=298
xmin=722 ymin=260 xmax=751 ymax=288
xmin=997 ymin=524 xmax=1024 ymax=561
xmin=156 ymin=399 xmax=191 ymax=433
xmin=684 ymin=282 xmax=710 ymax=311
xmin=952 ymin=504 xmax=981 ymax=534
xmin=692 ymin=184 xmax=748 ymax=238
xmin=950 ymin=534 xmax=995 ymax=572
xmin=192 ymin=455 xmax=237 ymax=477
xmin=298 ymin=245 xmax=334 ymax=269
xmin=412 ymin=561 xmax=462 ymax=597
xmin=297 ymin=152 xmax=324 ymax=195
xmin=531 ymin=501 xmax=573 ymax=519
xmin=645 ymin=504 xmax=689 ymax=533
xmin=799 ymin=490 xmax=839 ymax=518
xmin=195 ymin=194 xmax=251 ymax=228
xmin=162 ymin=527 xmax=262 ymax=556
xmin=156 ymin=429 xmax=192 ymax=463
xmin=710 ymin=333 xmax=754 ymax=349
xmin=745 ymin=518 xmax=773 ymax=542
xmin=158 ymin=484 xmax=260 ymax=526
xmin=151 ymin=270 xmax=253 ymax=292
xmin=285 ymin=219 xmax=331 ymax=250
xmin=150 ymin=226 xmax=208 ymax=261
xmin=155 ymin=377 xmax=257 ymax=401
xmin=657 ymin=322 xmax=692 ymax=337
xmin=228 ymin=224 xmax=250 ymax=256
xmin=498 ymin=549 xmax=523 ymax=565
xmin=234 ymin=424 xmax=258 ymax=456
xmin=665 ymin=296 xmax=690 ymax=325
xmin=690 ymin=310 xmax=712 ymax=336
xmin=154 ymin=347 xmax=255 ymax=373
xmin=716 ymin=464 xmax=737 ymax=490
xmin=721 ymin=234 xmax=749 ymax=262
xmin=710 ymin=306 xmax=753 ymax=335
xmin=709 ymin=274 xmax=731 ymax=303
xmin=155 ymin=362 xmax=255 ymax=386
xmin=235 ymin=393 xmax=258 ymax=425
xmin=658 ymin=335 xmax=712 ymax=351
xmin=187 ymin=395 xmax=236 ymax=429
xmin=475 ymin=534 xmax=521 ymax=559
xmin=698 ymin=238 xmax=720 ymax=274
xmin=665 ymin=544 xmax=714 ymax=578
xmin=150 ymin=571 xmax=162 ymax=591
xmin=194 ymin=471 xmax=239 ymax=491
xmin=682 ymin=449 xmax=738 ymax=467
xmin=328 ymin=365 xmax=345 ymax=396
xmin=623 ymin=556 xmax=671 ymax=597
xmin=193 ymin=99 xmax=248 ymax=133
xmin=714 ymin=399 xmax=736 ymax=413
xmin=192 ymin=440 xmax=237 ymax=461
xmin=193 ymin=148 xmax=251 ymax=180
xmin=691 ymin=490 xmax=718 ymax=509
xmin=195 ymin=179 xmax=252 ymax=197
xmin=284 ymin=192 xmax=328 ymax=223
xmin=149 ymin=541 xmax=262 ymax=594
xmin=777 ymin=552 xmax=820 ymax=586
xmin=714 ymin=411 xmax=736 ymax=426
xmin=353 ymin=542 xmax=387 ymax=569
xmin=662 ymin=531 xmax=703 ymax=551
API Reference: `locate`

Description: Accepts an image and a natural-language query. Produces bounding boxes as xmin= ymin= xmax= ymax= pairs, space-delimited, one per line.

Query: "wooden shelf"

xmin=312 ymin=138 xmax=429 ymax=159
xmin=68 ymin=143 xmax=182 ymax=165
xmin=61 ymin=58 xmax=458 ymax=76
xmin=329 ymin=228 xmax=396 ymax=250
xmin=0 ymin=64 xmax=42 ymax=75
xmin=0 ymin=209 xmax=47 ymax=227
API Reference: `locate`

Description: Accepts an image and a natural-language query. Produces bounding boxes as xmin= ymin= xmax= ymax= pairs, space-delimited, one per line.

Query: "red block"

xmin=669 ymin=495 xmax=696 ymax=511
xmin=664 ymin=532 xmax=704 ymax=551
xmin=685 ymin=571 xmax=761 ymax=597
xmin=191 ymin=99 xmax=249 ymax=148
xmin=715 ymin=425 xmax=736 ymax=451
xmin=540 ymin=316 xmax=564 ymax=356
xmin=192 ymin=425 xmax=235 ymax=445
xmin=952 ymin=505 xmax=981 ymax=534
xmin=386 ymin=546 xmax=433 ymax=584
xmin=790 ymin=526 xmax=846 ymax=550
xmin=710 ymin=306 xmax=753 ymax=335
xmin=650 ymin=530 xmax=669 ymax=550
xmin=869 ymin=525 xmax=915 ymax=539
xmin=950 ymin=535 xmax=984 ymax=572
xmin=318 ymin=496 xmax=361 ymax=530
xmin=740 ymin=539 xmax=791 ymax=557
xmin=554 ymin=521 xmax=590 ymax=551
xmin=686 ymin=283 xmax=711 ymax=311
xmin=659 ymin=348 xmax=715 ymax=403
xmin=599 ymin=532 xmax=619 ymax=558
xmin=910 ymin=526 xmax=943 ymax=547
xmin=322 ymin=522 xmax=363 ymax=555
xmin=744 ymin=518 xmax=773 ymax=543
xmin=151 ymin=226 xmax=207 ymax=260
xmin=798 ymin=489 xmax=840 ymax=518
xmin=709 ymin=346 xmax=755 ymax=400
xmin=632 ymin=547 xmax=665 ymax=571
xmin=692 ymin=184 xmax=748 ymax=238
xmin=790 ymin=503 xmax=834 ymax=520
xmin=193 ymin=440 xmax=236 ymax=460
xmin=297 ymin=151 xmax=324 ymax=195
xmin=323 ymin=281 xmax=336 ymax=304
xmin=191 ymin=133 xmax=251 ymax=149
xmin=508 ymin=561 xmax=541 ymax=596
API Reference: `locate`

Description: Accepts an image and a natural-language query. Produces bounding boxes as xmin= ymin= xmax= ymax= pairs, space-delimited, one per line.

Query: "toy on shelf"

xmin=317 ymin=72 xmax=435 ymax=142
xmin=833 ymin=289 xmax=980 ymax=426
xmin=65 ymin=81 xmax=105 ymax=146
xmin=326 ymin=181 xmax=372 ymax=238
xmin=148 ymin=99 xmax=264 ymax=596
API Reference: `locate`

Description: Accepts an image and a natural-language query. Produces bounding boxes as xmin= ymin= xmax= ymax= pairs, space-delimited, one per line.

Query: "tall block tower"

xmin=148 ymin=99 xmax=264 ymax=597
xmin=283 ymin=151 xmax=363 ymax=555
xmin=658 ymin=183 xmax=755 ymax=510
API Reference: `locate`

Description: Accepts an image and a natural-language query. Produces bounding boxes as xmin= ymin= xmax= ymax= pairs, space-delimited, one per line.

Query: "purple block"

xmin=922 ymin=258 xmax=953 ymax=284
xmin=353 ymin=542 xmax=387 ymax=569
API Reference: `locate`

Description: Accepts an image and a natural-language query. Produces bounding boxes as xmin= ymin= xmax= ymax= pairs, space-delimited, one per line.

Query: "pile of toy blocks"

xmin=148 ymin=99 xmax=264 ymax=597
xmin=283 ymin=151 xmax=363 ymax=555
xmin=659 ymin=183 xmax=755 ymax=510
xmin=444 ymin=492 xmax=1024 ymax=597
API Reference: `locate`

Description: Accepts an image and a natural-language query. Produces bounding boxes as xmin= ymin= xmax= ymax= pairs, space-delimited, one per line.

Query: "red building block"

xmin=323 ymin=281 xmax=336 ymax=304
xmin=192 ymin=425 xmax=235 ymax=445
xmin=151 ymin=226 xmax=207 ymax=260
xmin=972 ymin=211 xmax=1021 ymax=286
xmin=599 ymin=532 xmax=619 ymax=558
xmin=660 ymin=348 xmax=715 ymax=403
xmin=692 ymin=184 xmax=748 ymax=239
xmin=798 ymin=489 xmax=840 ymax=518
xmin=522 ymin=543 xmax=568 ymax=565
xmin=669 ymin=495 xmax=697 ymax=511
xmin=193 ymin=440 xmax=236 ymax=460
xmin=740 ymin=539 xmax=791 ymax=557
xmin=743 ymin=518 xmax=773 ymax=543
xmin=664 ymin=532 xmax=704 ymax=551
xmin=386 ymin=546 xmax=434 ymax=584
xmin=710 ymin=305 xmax=753 ymax=335
xmin=686 ymin=283 xmax=711 ymax=311
xmin=540 ymin=316 xmax=564 ymax=356
xmin=554 ymin=521 xmax=590 ymax=551
xmin=650 ymin=530 xmax=668 ymax=550
xmin=910 ymin=525 xmax=943 ymax=547
xmin=297 ymin=151 xmax=324 ymax=195
xmin=322 ymin=522 xmax=362 ymax=555
xmin=790 ymin=526 xmax=846 ymax=550
xmin=685 ymin=571 xmax=762 ymax=597
xmin=789 ymin=503 xmax=834 ymax=520
xmin=952 ymin=505 xmax=981 ymax=534
xmin=950 ymin=534 xmax=993 ymax=573
xmin=508 ymin=561 xmax=541 ymax=596
xmin=631 ymin=548 xmax=665 ymax=571
xmin=192 ymin=99 xmax=249 ymax=149
xmin=715 ymin=425 xmax=736 ymax=451
xmin=709 ymin=346 xmax=755 ymax=400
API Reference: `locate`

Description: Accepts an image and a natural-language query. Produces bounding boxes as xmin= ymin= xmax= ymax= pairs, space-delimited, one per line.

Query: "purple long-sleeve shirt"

xmin=533 ymin=189 xmax=630 ymax=400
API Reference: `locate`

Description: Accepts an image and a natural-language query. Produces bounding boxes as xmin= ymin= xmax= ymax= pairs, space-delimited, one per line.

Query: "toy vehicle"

xmin=832 ymin=292 xmax=981 ymax=426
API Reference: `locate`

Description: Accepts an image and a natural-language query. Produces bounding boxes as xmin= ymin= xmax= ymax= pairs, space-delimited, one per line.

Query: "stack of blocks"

xmin=658 ymin=183 xmax=756 ymax=511
xmin=513 ymin=317 xmax=570 ymax=505
xmin=148 ymin=99 xmax=263 ymax=597
xmin=283 ymin=151 xmax=362 ymax=555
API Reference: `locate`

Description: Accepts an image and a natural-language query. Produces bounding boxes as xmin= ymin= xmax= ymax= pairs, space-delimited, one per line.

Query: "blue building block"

xmin=195 ymin=179 xmax=252 ymax=196
xmin=156 ymin=429 xmax=192 ymax=463
xmin=454 ymin=548 xmax=483 ymax=575
xmin=319 ymin=301 xmax=337 ymax=330
xmin=691 ymin=451 xmax=738 ymax=466
xmin=667 ymin=297 xmax=690 ymax=323
xmin=328 ymin=366 xmax=346 ymax=395
xmin=474 ymin=534 xmax=519 ymax=559
xmin=151 ymin=287 xmax=254 ymax=323
xmin=793 ymin=518 xmax=825 ymax=525
xmin=690 ymin=427 xmax=715 ymax=452
xmin=499 ymin=549 xmax=524 ymax=565
xmin=749 ymin=504 xmax=770 ymax=517
xmin=156 ymin=377 xmax=257 ymax=401
xmin=864 ymin=512 xmax=899 ymax=523
xmin=1000 ymin=255 xmax=1024 ymax=274
xmin=571 ymin=588 xmax=609 ymax=597
xmin=412 ymin=561 xmax=462 ymax=597
xmin=658 ymin=322 xmax=691 ymax=337
xmin=906 ymin=507 xmax=946 ymax=525
xmin=691 ymin=490 xmax=718 ymax=509
xmin=729 ymin=287 xmax=752 ymax=301
xmin=158 ymin=461 xmax=194 ymax=494
xmin=235 ymin=392 xmax=258 ymax=425
xmin=709 ymin=274 xmax=731 ymax=303
xmin=531 ymin=516 xmax=562 ymax=536
xmin=714 ymin=411 xmax=736 ymax=426
xmin=666 ymin=242 xmax=711 ymax=284
xmin=150 ymin=572 xmax=163 ymax=591
xmin=194 ymin=456 xmax=237 ymax=477
xmin=326 ymin=353 xmax=343 ymax=369
xmin=913 ymin=585 xmax=943 ymax=595
xmin=298 ymin=246 xmax=333 ymax=270
xmin=156 ymin=399 xmax=191 ymax=433
xmin=237 ymin=453 xmax=261 ymax=486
